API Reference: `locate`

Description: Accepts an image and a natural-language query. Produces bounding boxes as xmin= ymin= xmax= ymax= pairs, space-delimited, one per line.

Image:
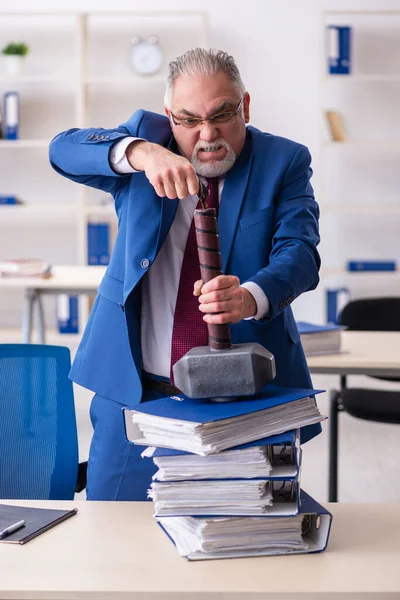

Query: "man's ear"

xmin=164 ymin=106 xmax=170 ymax=117
xmin=243 ymin=92 xmax=250 ymax=123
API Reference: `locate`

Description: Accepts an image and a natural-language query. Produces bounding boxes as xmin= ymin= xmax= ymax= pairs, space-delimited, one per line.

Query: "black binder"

xmin=0 ymin=503 xmax=78 ymax=544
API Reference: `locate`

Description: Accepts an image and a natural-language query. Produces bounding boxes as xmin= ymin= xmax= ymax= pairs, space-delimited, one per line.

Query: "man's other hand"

xmin=194 ymin=275 xmax=257 ymax=324
xmin=126 ymin=140 xmax=199 ymax=200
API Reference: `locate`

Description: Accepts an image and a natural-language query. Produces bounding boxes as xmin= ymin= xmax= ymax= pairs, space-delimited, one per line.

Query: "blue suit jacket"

xmin=49 ymin=110 xmax=321 ymax=443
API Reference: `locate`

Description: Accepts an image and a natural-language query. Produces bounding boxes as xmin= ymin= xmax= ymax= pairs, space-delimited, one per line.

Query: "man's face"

xmin=165 ymin=71 xmax=250 ymax=177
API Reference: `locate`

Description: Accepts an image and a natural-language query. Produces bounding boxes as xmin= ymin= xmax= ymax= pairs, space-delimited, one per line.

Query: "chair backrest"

xmin=339 ymin=297 xmax=400 ymax=331
xmin=0 ymin=344 xmax=78 ymax=500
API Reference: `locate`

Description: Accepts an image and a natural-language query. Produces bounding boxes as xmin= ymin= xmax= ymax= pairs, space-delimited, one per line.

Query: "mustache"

xmin=193 ymin=139 xmax=230 ymax=154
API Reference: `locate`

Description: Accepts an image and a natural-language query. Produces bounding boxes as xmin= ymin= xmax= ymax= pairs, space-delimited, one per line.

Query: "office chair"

xmin=0 ymin=344 xmax=87 ymax=499
xmin=329 ymin=297 xmax=400 ymax=502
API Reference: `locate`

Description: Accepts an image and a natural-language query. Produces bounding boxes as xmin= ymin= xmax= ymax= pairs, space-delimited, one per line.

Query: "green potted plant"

xmin=1 ymin=42 xmax=29 ymax=75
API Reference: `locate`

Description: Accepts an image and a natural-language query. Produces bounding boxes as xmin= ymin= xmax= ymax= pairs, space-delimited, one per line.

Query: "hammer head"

xmin=172 ymin=343 xmax=276 ymax=399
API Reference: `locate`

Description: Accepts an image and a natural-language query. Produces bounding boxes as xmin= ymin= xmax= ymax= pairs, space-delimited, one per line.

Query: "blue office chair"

xmin=0 ymin=344 xmax=86 ymax=499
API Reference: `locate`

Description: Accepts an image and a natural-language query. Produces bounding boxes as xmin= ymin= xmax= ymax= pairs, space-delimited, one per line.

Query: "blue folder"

xmin=126 ymin=385 xmax=323 ymax=422
xmin=147 ymin=429 xmax=302 ymax=479
xmin=157 ymin=489 xmax=333 ymax=560
xmin=296 ymin=322 xmax=343 ymax=334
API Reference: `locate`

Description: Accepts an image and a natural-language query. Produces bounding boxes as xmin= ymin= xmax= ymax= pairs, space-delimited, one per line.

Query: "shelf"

xmin=322 ymin=204 xmax=400 ymax=215
xmin=323 ymin=140 xmax=400 ymax=148
xmin=321 ymin=268 xmax=400 ymax=277
xmin=84 ymin=204 xmax=116 ymax=217
xmin=0 ymin=204 xmax=78 ymax=225
xmin=324 ymin=74 xmax=400 ymax=82
xmin=0 ymin=75 xmax=76 ymax=84
xmin=0 ymin=139 xmax=50 ymax=148
xmin=86 ymin=75 xmax=166 ymax=85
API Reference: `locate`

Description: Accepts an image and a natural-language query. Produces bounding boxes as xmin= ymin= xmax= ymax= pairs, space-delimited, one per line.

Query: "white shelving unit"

xmin=0 ymin=11 xmax=209 ymax=330
xmin=320 ymin=9 xmax=400 ymax=306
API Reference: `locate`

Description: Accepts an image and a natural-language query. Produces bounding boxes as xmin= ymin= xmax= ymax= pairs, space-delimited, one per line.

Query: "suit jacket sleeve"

xmin=47 ymin=111 xmax=148 ymax=194
xmin=245 ymin=145 xmax=320 ymax=322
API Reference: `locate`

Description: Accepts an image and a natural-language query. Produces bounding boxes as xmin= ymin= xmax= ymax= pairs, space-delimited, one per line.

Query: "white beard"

xmin=190 ymin=138 xmax=236 ymax=177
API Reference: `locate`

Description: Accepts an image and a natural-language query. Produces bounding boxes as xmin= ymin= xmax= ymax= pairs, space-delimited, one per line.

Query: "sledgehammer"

xmin=172 ymin=181 xmax=276 ymax=400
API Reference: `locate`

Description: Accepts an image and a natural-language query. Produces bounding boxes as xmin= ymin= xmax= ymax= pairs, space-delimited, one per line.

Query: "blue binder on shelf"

xmin=347 ymin=260 xmax=397 ymax=272
xmin=326 ymin=287 xmax=350 ymax=324
xmin=327 ymin=25 xmax=352 ymax=74
xmin=56 ymin=294 xmax=79 ymax=334
xmin=3 ymin=91 xmax=19 ymax=140
xmin=87 ymin=222 xmax=110 ymax=265
xmin=124 ymin=385 xmax=325 ymax=455
xmin=145 ymin=429 xmax=302 ymax=479
xmin=156 ymin=489 xmax=333 ymax=560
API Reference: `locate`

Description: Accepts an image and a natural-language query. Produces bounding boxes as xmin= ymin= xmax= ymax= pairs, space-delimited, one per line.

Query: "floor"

xmin=1 ymin=327 xmax=399 ymax=504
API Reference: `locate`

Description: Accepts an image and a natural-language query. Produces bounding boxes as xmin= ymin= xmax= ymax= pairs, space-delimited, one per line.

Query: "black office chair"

xmin=329 ymin=297 xmax=400 ymax=502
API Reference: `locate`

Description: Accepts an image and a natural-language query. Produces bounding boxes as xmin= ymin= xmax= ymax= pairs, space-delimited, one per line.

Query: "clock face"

xmin=129 ymin=39 xmax=164 ymax=76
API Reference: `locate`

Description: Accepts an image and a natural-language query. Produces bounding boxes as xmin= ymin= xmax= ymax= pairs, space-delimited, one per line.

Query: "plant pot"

xmin=3 ymin=55 xmax=26 ymax=76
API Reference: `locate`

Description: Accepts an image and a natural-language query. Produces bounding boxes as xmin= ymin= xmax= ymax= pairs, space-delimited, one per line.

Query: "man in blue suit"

xmin=49 ymin=48 xmax=321 ymax=501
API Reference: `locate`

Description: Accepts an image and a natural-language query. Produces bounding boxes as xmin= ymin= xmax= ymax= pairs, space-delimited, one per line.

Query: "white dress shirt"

xmin=110 ymin=137 xmax=269 ymax=378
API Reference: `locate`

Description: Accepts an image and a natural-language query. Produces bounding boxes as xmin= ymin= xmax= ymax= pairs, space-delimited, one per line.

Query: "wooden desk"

xmin=307 ymin=331 xmax=400 ymax=378
xmin=0 ymin=266 xmax=106 ymax=343
xmin=0 ymin=500 xmax=399 ymax=600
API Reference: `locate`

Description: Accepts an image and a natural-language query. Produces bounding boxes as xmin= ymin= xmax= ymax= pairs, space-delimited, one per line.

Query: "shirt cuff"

xmin=241 ymin=281 xmax=270 ymax=321
xmin=109 ymin=137 xmax=145 ymax=174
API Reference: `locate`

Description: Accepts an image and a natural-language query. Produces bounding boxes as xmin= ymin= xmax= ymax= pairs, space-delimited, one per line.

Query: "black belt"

xmin=141 ymin=374 xmax=181 ymax=396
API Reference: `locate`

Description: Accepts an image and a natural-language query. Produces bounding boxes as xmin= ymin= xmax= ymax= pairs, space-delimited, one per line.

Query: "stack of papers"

xmin=156 ymin=490 xmax=332 ymax=560
xmin=297 ymin=322 xmax=343 ymax=356
xmin=127 ymin=385 xmax=325 ymax=455
xmin=149 ymin=479 xmax=298 ymax=516
xmin=125 ymin=385 xmax=332 ymax=560
xmin=0 ymin=259 xmax=52 ymax=278
xmin=143 ymin=431 xmax=300 ymax=481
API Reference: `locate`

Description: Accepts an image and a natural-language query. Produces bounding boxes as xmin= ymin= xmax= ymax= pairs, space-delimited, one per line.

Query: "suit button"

xmin=87 ymin=134 xmax=94 ymax=140
xmin=104 ymin=135 xmax=110 ymax=140
xmin=141 ymin=258 xmax=150 ymax=269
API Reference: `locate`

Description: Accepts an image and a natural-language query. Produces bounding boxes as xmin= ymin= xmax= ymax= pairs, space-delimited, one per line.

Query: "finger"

xmin=199 ymin=288 xmax=234 ymax=305
xmin=173 ymin=172 xmax=190 ymax=200
xmin=186 ymin=168 xmax=199 ymax=196
xmin=198 ymin=300 xmax=237 ymax=313
xmin=201 ymin=275 xmax=239 ymax=294
xmin=203 ymin=310 xmax=241 ymax=325
xmin=163 ymin=176 xmax=178 ymax=200
xmin=152 ymin=178 xmax=166 ymax=198
xmin=193 ymin=280 xmax=203 ymax=296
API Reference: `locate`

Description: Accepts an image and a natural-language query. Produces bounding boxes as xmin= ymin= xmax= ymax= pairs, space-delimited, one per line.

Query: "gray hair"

xmin=164 ymin=48 xmax=246 ymax=108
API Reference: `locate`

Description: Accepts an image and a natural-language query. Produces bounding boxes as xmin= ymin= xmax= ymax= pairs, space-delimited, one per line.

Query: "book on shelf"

xmin=326 ymin=288 xmax=350 ymax=324
xmin=297 ymin=321 xmax=343 ymax=356
xmin=325 ymin=110 xmax=346 ymax=142
xmin=0 ymin=258 xmax=51 ymax=278
xmin=157 ymin=489 xmax=332 ymax=560
xmin=326 ymin=25 xmax=352 ymax=75
xmin=347 ymin=260 xmax=397 ymax=272
xmin=143 ymin=429 xmax=301 ymax=481
xmin=56 ymin=294 xmax=79 ymax=335
xmin=124 ymin=385 xmax=325 ymax=456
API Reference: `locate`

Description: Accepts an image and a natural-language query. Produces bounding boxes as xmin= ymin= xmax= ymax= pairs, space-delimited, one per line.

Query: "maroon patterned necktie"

xmin=170 ymin=178 xmax=219 ymax=384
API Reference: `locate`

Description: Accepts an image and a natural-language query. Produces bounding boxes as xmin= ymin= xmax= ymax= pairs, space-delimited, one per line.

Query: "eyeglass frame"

xmin=169 ymin=98 xmax=244 ymax=129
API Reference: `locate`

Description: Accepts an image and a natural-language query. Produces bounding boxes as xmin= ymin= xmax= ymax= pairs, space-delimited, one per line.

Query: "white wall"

xmin=1 ymin=0 xmax=400 ymax=328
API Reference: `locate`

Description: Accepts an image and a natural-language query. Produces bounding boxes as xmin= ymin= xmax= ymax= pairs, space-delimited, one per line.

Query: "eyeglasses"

xmin=170 ymin=98 xmax=243 ymax=129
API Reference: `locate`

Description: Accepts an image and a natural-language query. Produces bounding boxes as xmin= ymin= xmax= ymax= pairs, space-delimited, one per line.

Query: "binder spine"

xmin=56 ymin=294 xmax=79 ymax=334
xmin=327 ymin=26 xmax=352 ymax=75
xmin=4 ymin=91 xmax=19 ymax=140
xmin=87 ymin=222 xmax=110 ymax=266
xmin=326 ymin=287 xmax=350 ymax=324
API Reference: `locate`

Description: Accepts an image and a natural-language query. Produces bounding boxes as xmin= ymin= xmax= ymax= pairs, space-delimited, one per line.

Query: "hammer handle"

xmin=194 ymin=207 xmax=232 ymax=350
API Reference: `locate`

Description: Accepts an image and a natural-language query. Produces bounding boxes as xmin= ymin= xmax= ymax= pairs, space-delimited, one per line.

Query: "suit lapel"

xmin=219 ymin=131 xmax=253 ymax=272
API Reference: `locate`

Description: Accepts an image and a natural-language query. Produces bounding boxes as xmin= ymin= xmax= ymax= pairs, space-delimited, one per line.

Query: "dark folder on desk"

xmin=0 ymin=503 xmax=78 ymax=544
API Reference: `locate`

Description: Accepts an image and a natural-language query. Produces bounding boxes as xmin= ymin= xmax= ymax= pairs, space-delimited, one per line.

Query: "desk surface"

xmin=0 ymin=265 xmax=106 ymax=291
xmin=307 ymin=331 xmax=400 ymax=377
xmin=1 ymin=500 xmax=400 ymax=600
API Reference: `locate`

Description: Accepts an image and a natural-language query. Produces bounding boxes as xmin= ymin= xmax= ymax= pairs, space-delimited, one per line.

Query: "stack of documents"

xmin=125 ymin=385 xmax=325 ymax=455
xmin=124 ymin=384 xmax=332 ymax=560
xmin=297 ymin=321 xmax=343 ymax=356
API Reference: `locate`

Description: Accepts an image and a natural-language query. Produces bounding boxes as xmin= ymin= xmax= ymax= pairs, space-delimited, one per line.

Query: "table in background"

xmin=0 ymin=266 xmax=106 ymax=343
xmin=1 ymin=499 xmax=400 ymax=600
